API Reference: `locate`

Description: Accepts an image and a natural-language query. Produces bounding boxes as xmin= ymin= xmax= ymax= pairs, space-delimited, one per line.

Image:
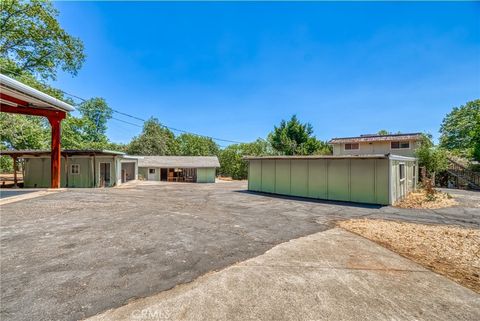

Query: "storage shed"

xmin=137 ymin=156 xmax=219 ymax=183
xmin=245 ymin=154 xmax=417 ymax=205
xmin=0 ymin=150 xmax=138 ymax=188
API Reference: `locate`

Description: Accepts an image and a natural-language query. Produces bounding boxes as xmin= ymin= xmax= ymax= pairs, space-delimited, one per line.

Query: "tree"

xmin=415 ymin=134 xmax=448 ymax=184
xmin=440 ymin=99 xmax=480 ymax=161
xmin=176 ymin=133 xmax=219 ymax=156
xmin=0 ymin=0 xmax=85 ymax=80
xmin=267 ymin=115 xmax=323 ymax=155
xmin=76 ymin=98 xmax=113 ymax=145
xmin=377 ymin=129 xmax=390 ymax=135
xmin=126 ymin=118 xmax=178 ymax=155
xmin=218 ymin=139 xmax=272 ymax=180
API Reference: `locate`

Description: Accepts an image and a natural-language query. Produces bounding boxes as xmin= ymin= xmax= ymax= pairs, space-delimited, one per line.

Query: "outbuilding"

xmin=245 ymin=154 xmax=417 ymax=205
xmin=0 ymin=150 xmax=138 ymax=188
xmin=137 ymin=156 xmax=219 ymax=183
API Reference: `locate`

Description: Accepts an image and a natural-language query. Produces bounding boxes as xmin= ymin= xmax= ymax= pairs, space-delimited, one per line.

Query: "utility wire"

xmin=1 ymin=69 xmax=245 ymax=145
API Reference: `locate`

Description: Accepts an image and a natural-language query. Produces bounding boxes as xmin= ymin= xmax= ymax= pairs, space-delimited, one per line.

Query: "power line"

xmin=1 ymin=69 xmax=245 ymax=145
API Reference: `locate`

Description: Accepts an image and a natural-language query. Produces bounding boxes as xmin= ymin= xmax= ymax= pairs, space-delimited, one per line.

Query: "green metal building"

xmin=1 ymin=150 xmax=138 ymax=188
xmin=245 ymin=154 xmax=417 ymax=205
xmin=137 ymin=156 xmax=219 ymax=183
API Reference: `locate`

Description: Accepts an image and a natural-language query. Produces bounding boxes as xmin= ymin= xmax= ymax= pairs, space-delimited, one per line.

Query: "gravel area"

xmin=338 ymin=219 xmax=480 ymax=293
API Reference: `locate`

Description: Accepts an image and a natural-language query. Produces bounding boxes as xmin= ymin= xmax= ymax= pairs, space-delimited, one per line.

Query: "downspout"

xmin=388 ymin=155 xmax=393 ymax=205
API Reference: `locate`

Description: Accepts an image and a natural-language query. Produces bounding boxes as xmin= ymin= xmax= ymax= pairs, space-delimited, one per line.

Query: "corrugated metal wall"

xmin=248 ymin=158 xmax=390 ymax=205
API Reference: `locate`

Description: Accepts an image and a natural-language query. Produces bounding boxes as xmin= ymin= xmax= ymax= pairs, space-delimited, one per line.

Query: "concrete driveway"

xmin=86 ymin=228 xmax=480 ymax=321
xmin=1 ymin=181 xmax=479 ymax=321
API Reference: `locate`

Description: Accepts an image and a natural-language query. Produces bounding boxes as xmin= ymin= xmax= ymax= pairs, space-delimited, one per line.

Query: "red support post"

xmin=48 ymin=116 xmax=62 ymax=188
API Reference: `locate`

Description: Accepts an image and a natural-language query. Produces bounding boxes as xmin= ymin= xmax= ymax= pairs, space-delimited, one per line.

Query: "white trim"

xmin=0 ymin=73 xmax=75 ymax=112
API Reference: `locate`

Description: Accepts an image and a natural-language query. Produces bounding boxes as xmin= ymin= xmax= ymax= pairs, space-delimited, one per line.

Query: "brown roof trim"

xmin=329 ymin=132 xmax=423 ymax=144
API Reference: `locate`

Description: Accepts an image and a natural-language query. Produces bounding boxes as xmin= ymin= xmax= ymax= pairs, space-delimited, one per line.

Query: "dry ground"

xmin=338 ymin=219 xmax=480 ymax=293
xmin=395 ymin=189 xmax=458 ymax=209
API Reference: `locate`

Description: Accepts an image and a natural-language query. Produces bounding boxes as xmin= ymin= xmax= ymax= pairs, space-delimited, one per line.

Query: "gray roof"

xmin=244 ymin=154 xmax=417 ymax=161
xmin=137 ymin=156 xmax=220 ymax=168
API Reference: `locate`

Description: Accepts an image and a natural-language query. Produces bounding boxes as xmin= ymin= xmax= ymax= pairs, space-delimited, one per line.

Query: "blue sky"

xmin=52 ymin=1 xmax=480 ymax=146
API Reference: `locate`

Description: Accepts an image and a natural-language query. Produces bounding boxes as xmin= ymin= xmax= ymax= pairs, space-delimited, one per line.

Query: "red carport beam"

xmin=0 ymin=103 xmax=66 ymax=188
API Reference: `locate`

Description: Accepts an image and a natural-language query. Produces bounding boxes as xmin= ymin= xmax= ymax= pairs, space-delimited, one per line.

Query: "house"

xmin=0 ymin=150 xmax=138 ymax=188
xmin=329 ymin=133 xmax=423 ymax=157
xmin=245 ymin=154 xmax=418 ymax=205
xmin=137 ymin=156 xmax=220 ymax=183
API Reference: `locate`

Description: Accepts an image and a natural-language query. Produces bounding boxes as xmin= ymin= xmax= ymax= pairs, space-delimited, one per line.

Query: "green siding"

xmin=196 ymin=168 xmax=216 ymax=183
xmin=327 ymin=159 xmax=350 ymax=202
xmin=375 ymin=159 xmax=389 ymax=205
xmin=65 ymin=158 xmax=93 ymax=187
xmin=249 ymin=158 xmax=393 ymax=205
xmin=248 ymin=160 xmax=262 ymax=191
xmin=261 ymin=160 xmax=275 ymax=193
xmin=275 ymin=160 xmax=291 ymax=195
xmin=350 ymin=159 xmax=375 ymax=203
xmin=308 ymin=159 xmax=327 ymax=199
xmin=138 ymin=167 xmax=148 ymax=180
xmin=290 ymin=160 xmax=308 ymax=197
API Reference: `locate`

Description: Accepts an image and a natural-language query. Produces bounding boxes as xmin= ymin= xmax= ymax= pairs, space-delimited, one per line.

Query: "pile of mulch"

xmin=395 ymin=189 xmax=458 ymax=209
xmin=338 ymin=219 xmax=480 ymax=293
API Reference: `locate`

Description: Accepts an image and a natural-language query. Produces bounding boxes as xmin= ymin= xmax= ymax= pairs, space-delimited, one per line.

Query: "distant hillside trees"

xmin=176 ymin=134 xmax=219 ymax=156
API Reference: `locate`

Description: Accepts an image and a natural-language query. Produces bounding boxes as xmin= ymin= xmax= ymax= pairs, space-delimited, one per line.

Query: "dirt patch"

xmin=395 ymin=189 xmax=458 ymax=209
xmin=338 ymin=219 xmax=480 ymax=293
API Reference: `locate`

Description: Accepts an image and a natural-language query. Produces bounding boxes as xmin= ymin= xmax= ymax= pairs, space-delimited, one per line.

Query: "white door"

xmin=148 ymin=168 xmax=156 ymax=180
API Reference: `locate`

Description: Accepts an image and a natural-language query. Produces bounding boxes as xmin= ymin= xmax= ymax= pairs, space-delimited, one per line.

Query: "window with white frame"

xmin=391 ymin=141 xmax=410 ymax=149
xmin=399 ymin=163 xmax=405 ymax=181
xmin=149 ymin=168 xmax=156 ymax=174
xmin=345 ymin=143 xmax=359 ymax=150
xmin=70 ymin=164 xmax=80 ymax=175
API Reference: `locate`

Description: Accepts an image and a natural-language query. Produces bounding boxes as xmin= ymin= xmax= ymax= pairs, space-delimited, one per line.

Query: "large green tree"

xmin=1 ymin=0 xmax=85 ymax=80
xmin=439 ymin=99 xmax=480 ymax=161
xmin=415 ymin=134 xmax=448 ymax=184
xmin=267 ymin=115 xmax=330 ymax=155
xmin=126 ymin=118 xmax=178 ymax=155
xmin=76 ymin=98 xmax=113 ymax=146
xmin=176 ymin=133 xmax=219 ymax=156
xmin=218 ymin=139 xmax=272 ymax=180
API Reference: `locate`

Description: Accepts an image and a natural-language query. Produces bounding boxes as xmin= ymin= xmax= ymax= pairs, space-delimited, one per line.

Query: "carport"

xmin=0 ymin=73 xmax=74 ymax=188
xmin=245 ymin=154 xmax=418 ymax=205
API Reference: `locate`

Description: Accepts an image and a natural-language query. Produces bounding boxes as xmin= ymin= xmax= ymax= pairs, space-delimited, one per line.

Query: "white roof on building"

xmin=137 ymin=156 xmax=220 ymax=168
xmin=0 ymin=73 xmax=75 ymax=112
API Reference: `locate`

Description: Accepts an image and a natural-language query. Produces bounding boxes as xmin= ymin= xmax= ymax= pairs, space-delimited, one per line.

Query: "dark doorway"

xmin=121 ymin=162 xmax=135 ymax=183
xmin=160 ymin=168 xmax=168 ymax=181
xmin=99 ymin=162 xmax=111 ymax=187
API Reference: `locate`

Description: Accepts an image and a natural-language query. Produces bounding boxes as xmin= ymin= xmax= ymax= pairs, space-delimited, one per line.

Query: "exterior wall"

xmin=196 ymin=167 xmax=216 ymax=183
xmin=332 ymin=141 xmax=420 ymax=157
xmin=23 ymin=155 xmax=122 ymax=188
xmin=390 ymin=159 xmax=418 ymax=204
xmin=248 ymin=158 xmax=390 ymax=205
xmin=117 ymin=159 xmax=138 ymax=185
xmin=138 ymin=166 xmax=216 ymax=183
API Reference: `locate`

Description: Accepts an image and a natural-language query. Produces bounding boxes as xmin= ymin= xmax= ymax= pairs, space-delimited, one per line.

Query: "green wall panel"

xmin=290 ymin=160 xmax=308 ymax=197
xmin=261 ymin=160 xmax=275 ymax=193
xmin=308 ymin=159 xmax=327 ymax=199
xmin=274 ymin=160 xmax=291 ymax=195
xmin=350 ymin=159 xmax=375 ymax=204
xmin=197 ymin=168 xmax=216 ymax=183
xmin=375 ymin=159 xmax=389 ymax=205
xmin=327 ymin=159 xmax=350 ymax=201
xmin=248 ymin=160 xmax=262 ymax=191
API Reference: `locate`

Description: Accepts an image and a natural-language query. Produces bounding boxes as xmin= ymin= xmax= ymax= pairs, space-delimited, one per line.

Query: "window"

xmin=149 ymin=168 xmax=156 ymax=174
xmin=70 ymin=164 xmax=80 ymax=175
xmin=345 ymin=143 xmax=359 ymax=150
xmin=399 ymin=163 xmax=405 ymax=180
xmin=391 ymin=141 xmax=410 ymax=149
